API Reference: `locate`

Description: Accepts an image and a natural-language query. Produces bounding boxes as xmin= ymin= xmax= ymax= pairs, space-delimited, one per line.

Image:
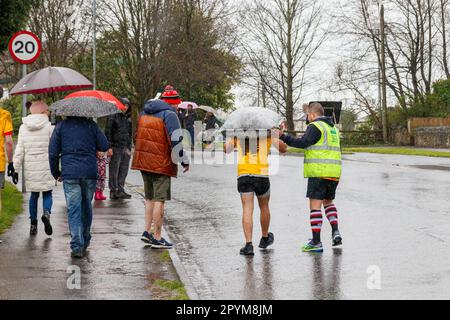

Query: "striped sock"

xmin=310 ymin=210 xmax=323 ymax=243
xmin=325 ymin=204 xmax=339 ymax=231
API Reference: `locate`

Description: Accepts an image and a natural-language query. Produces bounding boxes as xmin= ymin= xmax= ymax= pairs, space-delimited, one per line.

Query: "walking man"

xmin=49 ymin=116 xmax=109 ymax=258
xmin=224 ymin=130 xmax=287 ymax=255
xmin=106 ymin=97 xmax=133 ymax=200
xmin=272 ymin=102 xmax=343 ymax=253
xmin=132 ymin=89 xmax=189 ymax=249
xmin=0 ymin=88 xmax=17 ymax=244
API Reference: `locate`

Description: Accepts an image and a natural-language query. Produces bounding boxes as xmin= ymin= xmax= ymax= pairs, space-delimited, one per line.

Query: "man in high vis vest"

xmin=272 ymin=102 xmax=343 ymax=253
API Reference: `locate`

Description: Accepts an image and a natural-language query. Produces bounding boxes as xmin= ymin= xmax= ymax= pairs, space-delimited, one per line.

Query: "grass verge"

xmin=287 ymin=146 xmax=450 ymax=158
xmin=152 ymin=279 xmax=189 ymax=300
xmin=344 ymin=147 xmax=450 ymax=158
xmin=287 ymin=148 xmax=354 ymax=155
xmin=0 ymin=182 xmax=23 ymax=234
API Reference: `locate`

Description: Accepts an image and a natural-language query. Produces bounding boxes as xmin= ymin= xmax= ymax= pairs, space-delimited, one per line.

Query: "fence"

xmin=286 ymin=130 xmax=383 ymax=146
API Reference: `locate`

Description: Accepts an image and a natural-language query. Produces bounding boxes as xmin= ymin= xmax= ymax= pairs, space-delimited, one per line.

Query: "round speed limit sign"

xmin=8 ymin=30 xmax=42 ymax=64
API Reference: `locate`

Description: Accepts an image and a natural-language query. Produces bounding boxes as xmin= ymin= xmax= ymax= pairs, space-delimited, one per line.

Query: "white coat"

xmin=13 ymin=114 xmax=54 ymax=192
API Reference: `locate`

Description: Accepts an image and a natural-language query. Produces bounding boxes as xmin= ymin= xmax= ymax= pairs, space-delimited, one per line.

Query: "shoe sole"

xmin=240 ymin=252 xmax=255 ymax=256
xmin=303 ymin=249 xmax=324 ymax=253
xmin=41 ymin=215 xmax=53 ymax=236
xmin=141 ymin=237 xmax=152 ymax=246
xmin=151 ymin=245 xmax=173 ymax=249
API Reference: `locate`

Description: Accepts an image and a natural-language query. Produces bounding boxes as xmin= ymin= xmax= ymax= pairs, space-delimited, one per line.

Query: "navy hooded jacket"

xmin=142 ymin=99 xmax=188 ymax=165
xmin=280 ymin=117 xmax=336 ymax=149
xmin=49 ymin=117 xmax=109 ymax=180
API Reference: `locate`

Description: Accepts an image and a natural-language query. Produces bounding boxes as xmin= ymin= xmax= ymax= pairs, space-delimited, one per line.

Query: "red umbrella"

xmin=10 ymin=66 xmax=93 ymax=95
xmin=65 ymin=90 xmax=127 ymax=111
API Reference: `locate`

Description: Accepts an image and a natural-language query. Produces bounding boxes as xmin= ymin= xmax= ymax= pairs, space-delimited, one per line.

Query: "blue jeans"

xmin=63 ymin=179 xmax=96 ymax=252
xmin=29 ymin=191 xmax=53 ymax=221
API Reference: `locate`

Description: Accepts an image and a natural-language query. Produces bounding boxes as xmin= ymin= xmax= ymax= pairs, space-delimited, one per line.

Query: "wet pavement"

xmin=0 ymin=184 xmax=182 ymax=299
xmin=128 ymin=151 xmax=450 ymax=300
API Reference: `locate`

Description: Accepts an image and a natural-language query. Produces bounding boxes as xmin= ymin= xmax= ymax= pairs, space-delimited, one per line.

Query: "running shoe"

xmin=259 ymin=232 xmax=274 ymax=249
xmin=240 ymin=243 xmax=255 ymax=256
xmin=301 ymin=239 xmax=324 ymax=253
xmin=151 ymin=237 xmax=173 ymax=249
xmin=141 ymin=231 xmax=154 ymax=245
xmin=332 ymin=230 xmax=343 ymax=247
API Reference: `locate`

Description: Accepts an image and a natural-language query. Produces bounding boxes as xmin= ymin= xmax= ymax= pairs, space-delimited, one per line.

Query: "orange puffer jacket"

xmin=131 ymin=115 xmax=177 ymax=177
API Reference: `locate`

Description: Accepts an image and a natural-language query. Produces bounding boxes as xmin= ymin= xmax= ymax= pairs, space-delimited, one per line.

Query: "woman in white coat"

xmin=13 ymin=101 xmax=54 ymax=236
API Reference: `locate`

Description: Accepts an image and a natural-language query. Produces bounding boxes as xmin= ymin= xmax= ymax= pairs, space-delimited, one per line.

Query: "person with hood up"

xmin=272 ymin=102 xmax=343 ymax=253
xmin=105 ymin=97 xmax=133 ymax=200
xmin=13 ymin=101 xmax=55 ymax=236
xmin=132 ymin=85 xmax=189 ymax=249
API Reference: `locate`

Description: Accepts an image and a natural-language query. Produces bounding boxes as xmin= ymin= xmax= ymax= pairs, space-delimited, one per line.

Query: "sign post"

xmin=8 ymin=30 xmax=42 ymax=193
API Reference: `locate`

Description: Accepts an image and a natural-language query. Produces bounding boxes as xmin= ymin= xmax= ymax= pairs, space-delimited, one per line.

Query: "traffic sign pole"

xmin=8 ymin=30 xmax=42 ymax=193
xmin=21 ymin=64 xmax=27 ymax=193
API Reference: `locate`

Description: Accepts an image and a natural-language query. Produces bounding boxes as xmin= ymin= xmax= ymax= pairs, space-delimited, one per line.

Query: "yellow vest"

xmin=304 ymin=121 xmax=342 ymax=178
xmin=236 ymin=137 xmax=271 ymax=177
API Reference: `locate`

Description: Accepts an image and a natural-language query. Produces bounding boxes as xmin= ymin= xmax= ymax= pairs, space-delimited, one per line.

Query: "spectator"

xmin=49 ymin=116 xmax=109 ymax=258
xmin=132 ymin=86 xmax=189 ymax=249
xmin=0 ymin=91 xmax=16 ymax=244
xmin=13 ymin=101 xmax=54 ymax=236
xmin=105 ymin=97 xmax=133 ymax=200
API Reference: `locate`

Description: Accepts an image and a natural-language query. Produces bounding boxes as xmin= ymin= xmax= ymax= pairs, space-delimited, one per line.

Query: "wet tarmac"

xmin=0 ymin=184 xmax=181 ymax=299
xmin=128 ymin=151 xmax=450 ymax=300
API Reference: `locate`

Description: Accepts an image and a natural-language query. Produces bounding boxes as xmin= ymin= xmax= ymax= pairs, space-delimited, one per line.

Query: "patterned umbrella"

xmin=49 ymin=97 xmax=121 ymax=118
xmin=10 ymin=66 xmax=93 ymax=95
xmin=179 ymin=101 xmax=198 ymax=109
xmin=65 ymin=90 xmax=127 ymax=111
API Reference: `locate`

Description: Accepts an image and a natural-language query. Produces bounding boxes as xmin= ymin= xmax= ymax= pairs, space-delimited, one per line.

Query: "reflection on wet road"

xmin=130 ymin=151 xmax=450 ymax=299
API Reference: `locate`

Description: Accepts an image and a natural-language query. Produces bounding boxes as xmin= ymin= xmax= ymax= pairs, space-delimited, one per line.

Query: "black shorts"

xmin=306 ymin=178 xmax=339 ymax=200
xmin=237 ymin=176 xmax=270 ymax=197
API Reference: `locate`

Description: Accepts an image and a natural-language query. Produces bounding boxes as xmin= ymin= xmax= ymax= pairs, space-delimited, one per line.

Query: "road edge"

xmin=130 ymin=185 xmax=200 ymax=300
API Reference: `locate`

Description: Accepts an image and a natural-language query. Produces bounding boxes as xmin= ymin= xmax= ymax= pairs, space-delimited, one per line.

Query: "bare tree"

xmin=239 ymin=0 xmax=325 ymax=130
xmin=332 ymin=0 xmax=447 ymax=115
xmin=0 ymin=0 xmax=91 ymax=83
xmin=29 ymin=0 xmax=91 ymax=68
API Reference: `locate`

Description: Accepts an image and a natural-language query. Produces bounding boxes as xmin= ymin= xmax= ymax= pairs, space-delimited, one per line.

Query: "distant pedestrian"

xmin=184 ymin=104 xmax=197 ymax=147
xmin=273 ymin=102 xmax=343 ymax=253
xmin=177 ymin=108 xmax=186 ymax=129
xmin=224 ymin=130 xmax=287 ymax=255
xmin=49 ymin=116 xmax=109 ymax=258
xmin=105 ymin=97 xmax=133 ymax=200
xmin=204 ymin=112 xmax=218 ymax=131
xmin=0 ymin=93 xmax=16 ymax=244
xmin=13 ymin=101 xmax=54 ymax=236
xmin=132 ymin=90 xmax=189 ymax=249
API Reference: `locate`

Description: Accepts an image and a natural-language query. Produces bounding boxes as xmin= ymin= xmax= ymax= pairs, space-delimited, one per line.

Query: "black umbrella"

xmin=49 ymin=97 xmax=121 ymax=118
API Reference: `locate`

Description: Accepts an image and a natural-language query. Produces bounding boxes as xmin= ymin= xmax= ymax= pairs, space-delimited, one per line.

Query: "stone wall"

xmin=391 ymin=128 xmax=413 ymax=145
xmin=414 ymin=127 xmax=450 ymax=148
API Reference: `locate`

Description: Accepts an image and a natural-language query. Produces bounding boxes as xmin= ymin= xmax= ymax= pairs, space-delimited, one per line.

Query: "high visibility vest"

xmin=304 ymin=121 xmax=342 ymax=178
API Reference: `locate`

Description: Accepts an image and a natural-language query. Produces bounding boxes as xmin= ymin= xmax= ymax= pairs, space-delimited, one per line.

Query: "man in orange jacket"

xmin=132 ymin=86 xmax=189 ymax=249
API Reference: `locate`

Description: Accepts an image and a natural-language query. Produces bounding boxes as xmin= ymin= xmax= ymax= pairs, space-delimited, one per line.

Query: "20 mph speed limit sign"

xmin=8 ymin=30 xmax=42 ymax=64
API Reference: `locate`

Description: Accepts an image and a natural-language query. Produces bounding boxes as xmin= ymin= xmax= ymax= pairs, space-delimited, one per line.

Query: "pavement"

xmin=0 ymin=183 xmax=183 ymax=300
xmin=127 ymin=150 xmax=450 ymax=300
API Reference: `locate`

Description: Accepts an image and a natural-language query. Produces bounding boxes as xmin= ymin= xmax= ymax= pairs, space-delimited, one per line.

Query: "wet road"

xmin=0 ymin=184 xmax=181 ymax=299
xmin=128 ymin=151 xmax=450 ymax=300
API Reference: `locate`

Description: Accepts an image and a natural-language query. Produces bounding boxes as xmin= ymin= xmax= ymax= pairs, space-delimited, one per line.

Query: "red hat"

xmin=160 ymin=85 xmax=182 ymax=105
